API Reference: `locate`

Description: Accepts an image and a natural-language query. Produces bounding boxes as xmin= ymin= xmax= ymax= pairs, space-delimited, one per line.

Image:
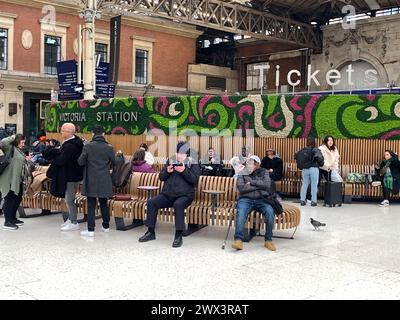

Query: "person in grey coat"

xmin=77 ymin=125 xmax=115 ymax=237
xmin=0 ymin=134 xmax=32 ymax=230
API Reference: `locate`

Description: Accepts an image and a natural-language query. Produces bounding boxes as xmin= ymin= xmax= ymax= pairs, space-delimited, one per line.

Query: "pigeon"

xmin=310 ymin=218 xmax=326 ymax=231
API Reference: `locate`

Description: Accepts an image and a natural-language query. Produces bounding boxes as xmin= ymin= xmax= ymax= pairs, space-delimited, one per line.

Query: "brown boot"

xmin=231 ymin=240 xmax=243 ymax=250
xmin=264 ymin=241 xmax=276 ymax=251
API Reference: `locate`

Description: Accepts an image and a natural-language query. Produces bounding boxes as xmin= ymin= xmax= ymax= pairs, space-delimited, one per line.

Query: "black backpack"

xmin=295 ymin=147 xmax=314 ymax=170
xmin=111 ymin=153 xmax=132 ymax=191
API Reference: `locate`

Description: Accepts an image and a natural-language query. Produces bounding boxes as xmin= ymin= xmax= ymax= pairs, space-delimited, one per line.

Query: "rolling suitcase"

xmin=324 ymin=182 xmax=342 ymax=207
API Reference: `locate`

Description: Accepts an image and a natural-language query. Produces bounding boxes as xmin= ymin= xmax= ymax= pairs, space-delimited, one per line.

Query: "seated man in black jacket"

xmin=139 ymin=142 xmax=201 ymax=248
xmin=232 ymin=155 xmax=277 ymax=252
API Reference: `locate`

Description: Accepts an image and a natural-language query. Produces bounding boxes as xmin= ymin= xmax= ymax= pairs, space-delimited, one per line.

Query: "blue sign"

xmin=96 ymin=62 xmax=115 ymax=99
xmin=56 ymin=60 xmax=116 ymax=100
xmin=56 ymin=60 xmax=84 ymax=100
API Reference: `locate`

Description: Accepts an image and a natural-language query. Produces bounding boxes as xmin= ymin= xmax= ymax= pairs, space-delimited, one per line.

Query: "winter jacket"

xmin=0 ymin=135 xmax=26 ymax=196
xmin=237 ymin=168 xmax=272 ymax=200
xmin=319 ymin=144 xmax=340 ymax=172
xmin=131 ymin=160 xmax=155 ymax=173
xmin=78 ymin=135 xmax=116 ymax=198
xmin=53 ymin=135 xmax=84 ymax=182
xmin=261 ymin=156 xmax=284 ymax=181
xmin=159 ymin=156 xmax=201 ymax=199
xmin=377 ymin=153 xmax=400 ymax=194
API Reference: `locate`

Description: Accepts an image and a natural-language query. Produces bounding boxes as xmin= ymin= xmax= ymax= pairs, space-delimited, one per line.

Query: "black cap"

xmin=93 ymin=125 xmax=104 ymax=135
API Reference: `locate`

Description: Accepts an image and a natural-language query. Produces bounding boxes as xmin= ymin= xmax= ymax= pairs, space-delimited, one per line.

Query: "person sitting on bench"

xmin=138 ymin=142 xmax=201 ymax=248
xmin=232 ymin=155 xmax=277 ymax=252
xmin=200 ymin=147 xmax=223 ymax=176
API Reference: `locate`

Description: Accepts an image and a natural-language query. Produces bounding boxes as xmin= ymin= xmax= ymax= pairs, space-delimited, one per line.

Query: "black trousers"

xmin=383 ymin=187 xmax=391 ymax=200
xmin=146 ymin=194 xmax=193 ymax=231
xmin=3 ymin=185 xmax=23 ymax=224
xmin=87 ymin=197 xmax=110 ymax=232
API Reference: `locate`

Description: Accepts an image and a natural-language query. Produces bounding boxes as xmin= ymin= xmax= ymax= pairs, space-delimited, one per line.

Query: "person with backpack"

xmin=138 ymin=142 xmax=200 ymax=248
xmin=49 ymin=123 xmax=84 ymax=232
xmin=232 ymin=155 xmax=279 ymax=252
xmin=375 ymin=150 xmax=400 ymax=207
xmin=295 ymin=138 xmax=325 ymax=207
xmin=0 ymin=134 xmax=33 ymax=230
xmin=77 ymin=125 xmax=115 ymax=236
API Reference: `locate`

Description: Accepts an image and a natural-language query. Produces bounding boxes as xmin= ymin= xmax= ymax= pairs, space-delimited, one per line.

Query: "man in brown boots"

xmin=232 ymin=155 xmax=277 ymax=252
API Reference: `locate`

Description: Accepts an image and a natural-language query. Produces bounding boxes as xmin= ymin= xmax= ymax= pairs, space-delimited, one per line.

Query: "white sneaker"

xmin=80 ymin=230 xmax=94 ymax=237
xmin=60 ymin=219 xmax=71 ymax=227
xmin=379 ymin=200 xmax=389 ymax=207
xmin=101 ymin=227 xmax=110 ymax=233
xmin=61 ymin=222 xmax=80 ymax=231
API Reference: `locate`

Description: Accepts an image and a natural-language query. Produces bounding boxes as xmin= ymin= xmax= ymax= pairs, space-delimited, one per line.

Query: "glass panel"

xmin=135 ymin=49 xmax=148 ymax=84
xmin=44 ymin=35 xmax=61 ymax=75
xmin=0 ymin=28 xmax=8 ymax=70
xmin=95 ymin=43 xmax=108 ymax=62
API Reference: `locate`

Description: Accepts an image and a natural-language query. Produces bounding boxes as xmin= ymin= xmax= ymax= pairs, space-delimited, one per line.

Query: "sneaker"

xmin=80 ymin=230 xmax=94 ymax=237
xmin=311 ymin=202 xmax=317 ymax=207
xmin=300 ymin=201 xmax=306 ymax=206
xmin=101 ymin=227 xmax=110 ymax=233
xmin=61 ymin=219 xmax=71 ymax=227
xmin=3 ymin=222 xmax=18 ymax=230
xmin=379 ymin=200 xmax=389 ymax=207
xmin=13 ymin=219 xmax=24 ymax=226
xmin=61 ymin=222 xmax=79 ymax=231
xmin=264 ymin=241 xmax=276 ymax=251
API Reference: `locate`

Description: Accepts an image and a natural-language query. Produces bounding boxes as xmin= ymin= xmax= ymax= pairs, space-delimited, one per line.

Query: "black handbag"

xmin=0 ymin=146 xmax=14 ymax=175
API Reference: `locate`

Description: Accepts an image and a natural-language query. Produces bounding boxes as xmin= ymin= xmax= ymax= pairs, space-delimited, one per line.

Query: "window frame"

xmin=0 ymin=27 xmax=8 ymax=70
xmin=44 ymin=35 xmax=62 ymax=75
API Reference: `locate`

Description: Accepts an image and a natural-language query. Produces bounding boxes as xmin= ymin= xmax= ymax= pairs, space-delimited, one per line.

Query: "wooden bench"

xmin=109 ymin=173 xmax=301 ymax=240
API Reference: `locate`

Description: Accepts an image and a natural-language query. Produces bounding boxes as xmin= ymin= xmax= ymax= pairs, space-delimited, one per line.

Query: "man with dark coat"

xmin=138 ymin=142 xmax=201 ymax=248
xmin=232 ymin=155 xmax=277 ymax=252
xmin=52 ymin=123 xmax=84 ymax=232
xmin=78 ymin=125 xmax=115 ymax=236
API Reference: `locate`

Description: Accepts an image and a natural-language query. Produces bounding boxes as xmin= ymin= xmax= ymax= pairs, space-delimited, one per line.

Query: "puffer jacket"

xmin=237 ymin=167 xmax=272 ymax=200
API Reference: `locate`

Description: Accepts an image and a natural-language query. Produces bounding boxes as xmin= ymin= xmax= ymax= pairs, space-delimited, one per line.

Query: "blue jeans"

xmin=234 ymin=198 xmax=275 ymax=241
xmin=300 ymin=167 xmax=319 ymax=202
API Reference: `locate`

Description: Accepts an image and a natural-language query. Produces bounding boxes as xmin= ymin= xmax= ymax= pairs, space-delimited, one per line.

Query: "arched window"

xmin=336 ymin=60 xmax=384 ymax=90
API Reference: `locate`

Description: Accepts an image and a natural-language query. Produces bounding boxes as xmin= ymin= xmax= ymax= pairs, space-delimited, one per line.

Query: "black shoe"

xmin=13 ymin=219 xmax=24 ymax=226
xmin=3 ymin=222 xmax=18 ymax=230
xmin=139 ymin=231 xmax=156 ymax=242
xmin=311 ymin=202 xmax=317 ymax=207
xmin=300 ymin=201 xmax=306 ymax=206
xmin=172 ymin=235 xmax=183 ymax=248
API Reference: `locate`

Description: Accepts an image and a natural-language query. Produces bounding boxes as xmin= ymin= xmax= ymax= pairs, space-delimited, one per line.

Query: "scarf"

xmin=383 ymin=160 xmax=393 ymax=190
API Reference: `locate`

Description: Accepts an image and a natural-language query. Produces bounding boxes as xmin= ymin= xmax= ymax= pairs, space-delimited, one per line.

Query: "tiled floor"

xmin=1 ymin=201 xmax=400 ymax=300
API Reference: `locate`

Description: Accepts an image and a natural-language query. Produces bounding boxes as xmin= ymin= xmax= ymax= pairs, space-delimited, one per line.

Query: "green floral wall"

xmin=45 ymin=94 xmax=400 ymax=139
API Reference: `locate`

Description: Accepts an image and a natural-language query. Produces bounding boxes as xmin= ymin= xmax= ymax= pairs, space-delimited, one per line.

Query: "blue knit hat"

xmin=176 ymin=142 xmax=189 ymax=154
